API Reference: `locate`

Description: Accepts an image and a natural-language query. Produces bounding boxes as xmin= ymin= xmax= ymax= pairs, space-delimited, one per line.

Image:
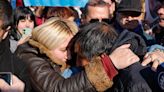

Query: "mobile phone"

xmin=0 ymin=72 xmax=12 ymax=85
xmin=23 ymin=28 xmax=32 ymax=35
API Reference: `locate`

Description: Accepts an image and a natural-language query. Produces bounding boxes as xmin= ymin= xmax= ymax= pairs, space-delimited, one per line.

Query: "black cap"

xmin=157 ymin=0 xmax=164 ymax=4
xmin=117 ymin=0 xmax=142 ymax=13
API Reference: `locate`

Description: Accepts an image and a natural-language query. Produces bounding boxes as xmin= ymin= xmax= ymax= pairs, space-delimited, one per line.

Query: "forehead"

xmin=88 ymin=5 xmax=109 ymax=12
xmin=55 ymin=34 xmax=73 ymax=49
xmin=88 ymin=6 xmax=109 ymax=18
xmin=19 ymin=15 xmax=32 ymax=20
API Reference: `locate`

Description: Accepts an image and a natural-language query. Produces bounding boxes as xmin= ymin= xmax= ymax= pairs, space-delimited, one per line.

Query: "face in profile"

xmin=50 ymin=35 xmax=73 ymax=63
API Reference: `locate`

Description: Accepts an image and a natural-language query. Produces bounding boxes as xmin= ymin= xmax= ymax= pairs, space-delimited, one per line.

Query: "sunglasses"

xmin=89 ymin=18 xmax=111 ymax=24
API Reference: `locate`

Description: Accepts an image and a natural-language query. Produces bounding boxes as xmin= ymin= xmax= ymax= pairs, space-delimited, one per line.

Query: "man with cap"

xmin=115 ymin=0 xmax=143 ymax=31
xmin=114 ymin=0 xmax=156 ymax=46
xmin=107 ymin=0 xmax=159 ymax=92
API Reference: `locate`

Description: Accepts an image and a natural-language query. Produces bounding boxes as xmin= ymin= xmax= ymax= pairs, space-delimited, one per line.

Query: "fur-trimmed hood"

xmin=85 ymin=56 xmax=114 ymax=91
xmin=28 ymin=39 xmax=67 ymax=72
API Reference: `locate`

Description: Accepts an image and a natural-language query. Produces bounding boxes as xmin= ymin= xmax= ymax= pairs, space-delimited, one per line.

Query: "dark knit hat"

xmin=117 ymin=0 xmax=142 ymax=13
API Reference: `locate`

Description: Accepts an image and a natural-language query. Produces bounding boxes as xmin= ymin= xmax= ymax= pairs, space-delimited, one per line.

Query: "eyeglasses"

xmin=89 ymin=18 xmax=111 ymax=24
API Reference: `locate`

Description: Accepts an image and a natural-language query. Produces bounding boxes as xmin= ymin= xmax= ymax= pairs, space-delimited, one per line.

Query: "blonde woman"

xmin=15 ymin=17 xmax=139 ymax=92
xmin=25 ymin=17 xmax=78 ymax=78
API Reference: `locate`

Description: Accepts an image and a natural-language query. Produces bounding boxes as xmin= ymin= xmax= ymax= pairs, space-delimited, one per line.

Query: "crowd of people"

xmin=0 ymin=0 xmax=164 ymax=92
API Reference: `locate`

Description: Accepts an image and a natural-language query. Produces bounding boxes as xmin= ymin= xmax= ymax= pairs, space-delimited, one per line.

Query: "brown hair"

xmin=45 ymin=7 xmax=76 ymax=20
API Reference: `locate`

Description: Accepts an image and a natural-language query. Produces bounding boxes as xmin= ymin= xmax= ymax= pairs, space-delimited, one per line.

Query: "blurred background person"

xmin=0 ymin=0 xmax=32 ymax=92
xmin=44 ymin=7 xmax=77 ymax=22
xmin=10 ymin=6 xmax=36 ymax=53
xmin=81 ymin=0 xmax=111 ymax=25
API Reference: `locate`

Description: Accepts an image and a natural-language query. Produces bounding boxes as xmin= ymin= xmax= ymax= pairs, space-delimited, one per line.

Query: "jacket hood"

xmin=28 ymin=39 xmax=67 ymax=72
xmin=110 ymin=30 xmax=147 ymax=56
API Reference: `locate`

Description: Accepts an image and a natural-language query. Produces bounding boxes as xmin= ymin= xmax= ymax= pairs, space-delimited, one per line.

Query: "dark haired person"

xmin=141 ymin=1 xmax=164 ymax=91
xmin=10 ymin=6 xmax=36 ymax=53
xmin=81 ymin=0 xmax=112 ymax=25
xmin=114 ymin=0 xmax=156 ymax=46
xmin=75 ymin=21 xmax=154 ymax=92
xmin=0 ymin=0 xmax=32 ymax=92
xmin=141 ymin=0 xmax=164 ymax=71
xmin=152 ymin=0 xmax=164 ymax=46
xmin=15 ymin=18 xmax=139 ymax=91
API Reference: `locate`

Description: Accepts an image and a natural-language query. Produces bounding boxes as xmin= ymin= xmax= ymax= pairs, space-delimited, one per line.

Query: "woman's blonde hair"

xmin=32 ymin=17 xmax=78 ymax=50
xmin=29 ymin=17 xmax=78 ymax=71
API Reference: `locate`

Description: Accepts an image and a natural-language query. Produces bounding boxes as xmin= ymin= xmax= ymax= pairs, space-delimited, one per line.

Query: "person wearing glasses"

xmin=15 ymin=17 xmax=139 ymax=92
xmin=81 ymin=0 xmax=112 ymax=25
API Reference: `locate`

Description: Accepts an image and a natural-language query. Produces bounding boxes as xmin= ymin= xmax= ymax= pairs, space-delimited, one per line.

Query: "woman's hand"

xmin=18 ymin=35 xmax=31 ymax=45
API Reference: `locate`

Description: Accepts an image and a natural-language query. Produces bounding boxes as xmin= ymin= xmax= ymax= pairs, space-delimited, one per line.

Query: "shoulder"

xmin=14 ymin=42 xmax=40 ymax=61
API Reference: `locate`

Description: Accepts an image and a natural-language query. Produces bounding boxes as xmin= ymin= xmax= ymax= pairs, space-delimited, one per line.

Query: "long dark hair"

xmin=13 ymin=6 xmax=36 ymax=28
xmin=12 ymin=6 xmax=36 ymax=40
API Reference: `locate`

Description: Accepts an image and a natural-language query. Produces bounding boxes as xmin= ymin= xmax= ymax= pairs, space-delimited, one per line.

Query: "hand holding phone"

xmin=23 ymin=28 xmax=32 ymax=36
xmin=0 ymin=74 xmax=25 ymax=92
xmin=0 ymin=72 xmax=12 ymax=85
xmin=18 ymin=28 xmax=32 ymax=45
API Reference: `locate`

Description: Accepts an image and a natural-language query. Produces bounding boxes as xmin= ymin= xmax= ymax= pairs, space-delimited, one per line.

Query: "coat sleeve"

xmin=16 ymin=45 xmax=114 ymax=92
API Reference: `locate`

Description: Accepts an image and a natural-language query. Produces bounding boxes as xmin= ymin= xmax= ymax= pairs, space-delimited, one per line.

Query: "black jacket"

xmin=0 ymin=36 xmax=32 ymax=92
xmin=107 ymin=30 xmax=153 ymax=92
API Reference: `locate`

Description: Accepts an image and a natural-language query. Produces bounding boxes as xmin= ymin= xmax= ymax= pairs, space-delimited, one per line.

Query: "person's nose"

xmin=99 ymin=18 xmax=102 ymax=22
xmin=25 ymin=21 xmax=31 ymax=28
xmin=127 ymin=16 xmax=133 ymax=21
xmin=65 ymin=51 xmax=68 ymax=60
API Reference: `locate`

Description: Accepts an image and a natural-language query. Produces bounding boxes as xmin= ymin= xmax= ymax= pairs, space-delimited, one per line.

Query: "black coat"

xmin=0 ymin=36 xmax=32 ymax=92
xmin=106 ymin=30 xmax=153 ymax=92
